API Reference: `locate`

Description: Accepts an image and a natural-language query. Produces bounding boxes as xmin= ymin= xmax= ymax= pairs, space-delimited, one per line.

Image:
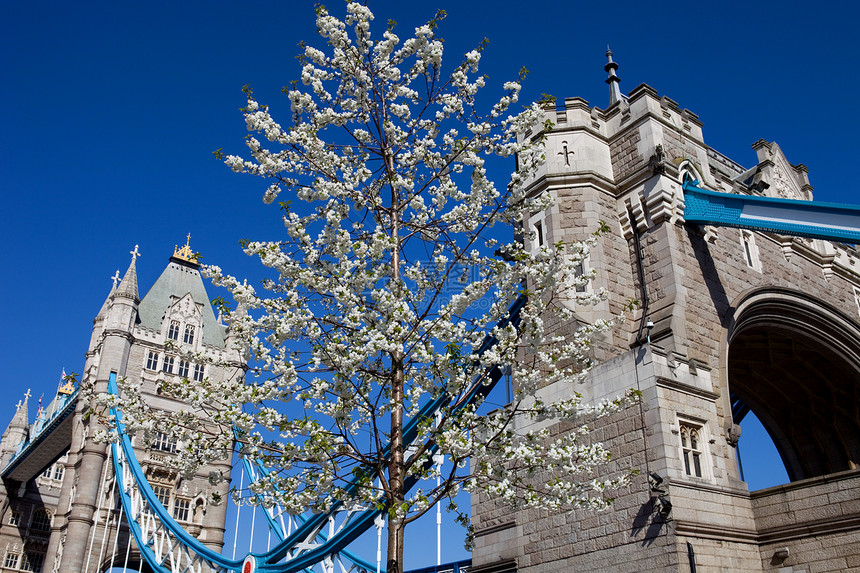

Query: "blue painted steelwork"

xmin=404 ymin=559 xmax=471 ymax=573
xmin=1 ymin=386 xmax=79 ymax=477
xmin=109 ymin=295 xmax=526 ymax=573
xmin=682 ymin=179 xmax=860 ymax=244
xmin=237 ymin=453 xmax=378 ymax=571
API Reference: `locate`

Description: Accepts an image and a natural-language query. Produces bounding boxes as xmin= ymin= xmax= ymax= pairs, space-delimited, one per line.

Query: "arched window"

xmin=146 ymin=351 xmax=159 ymax=370
xmin=177 ymin=360 xmax=190 ymax=378
xmin=162 ymin=355 xmax=175 ymax=374
xmin=168 ymin=321 xmax=180 ymax=341
xmin=183 ymin=324 xmax=195 ymax=345
xmin=173 ymin=498 xmax=191 ymax=522
xmin=680 ymin=424 xmax=703 ymax=478
xmin=740 ymin=230 xmax=762 ymax=272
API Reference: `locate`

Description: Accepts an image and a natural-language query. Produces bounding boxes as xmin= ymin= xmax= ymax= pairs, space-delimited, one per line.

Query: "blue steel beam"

xmin=682 ymin=180 xmax=860 ymax=244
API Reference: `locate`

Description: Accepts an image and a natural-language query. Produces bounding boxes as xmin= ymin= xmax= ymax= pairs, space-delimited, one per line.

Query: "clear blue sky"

xmin=2 ymin=0 xmax=857 ymax=567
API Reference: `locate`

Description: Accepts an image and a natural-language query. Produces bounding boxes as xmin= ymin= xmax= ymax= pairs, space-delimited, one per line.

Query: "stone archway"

xmin=727 ymin=288 xmax=860 ymax=482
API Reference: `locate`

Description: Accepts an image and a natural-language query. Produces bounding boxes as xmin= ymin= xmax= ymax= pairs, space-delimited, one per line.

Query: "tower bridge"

xmin=3 ymin=59 xmax=860 ymax=573
xmin=471 ymin=63 xmax=860 ymax=573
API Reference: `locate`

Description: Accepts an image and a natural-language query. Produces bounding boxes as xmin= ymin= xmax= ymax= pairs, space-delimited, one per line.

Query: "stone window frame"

xmin=39 ymin=463 xmax=64 ymax=483
xmin=145 ymin=351 xmax=159 ymax=371
xmin=571 ymin=256 xmax=591 ymax=294
xmin=177 ymin=360 xmax=190 ymax=379
xmin=676 ymin=415 xmax=712 ymax=481
xmin=527 ymin=210 xmax=548 ymax=254
xmin=183 ymin=324 xmax=195 ymax=345
xmin=739 ymin=230 xmax=762 ymax=272
xmin=3 ymin=549 xmax=20 ymax=569
xmin=167 ymin=320 xmax=180 ymax=341
xmin=173 ymin=497 xmax=191 ymax=522
xmin=152 ymin=484 xmax=172 ymax=511
xmin=152 ymin=432 xmax=177 ymax=454
xmin=162 ymin=355 xmax=175 ymax=374
xmin=8 ymin=510 xmax=21 ymax=526
xmin=193 ymin=363 xmax=205 ymax=383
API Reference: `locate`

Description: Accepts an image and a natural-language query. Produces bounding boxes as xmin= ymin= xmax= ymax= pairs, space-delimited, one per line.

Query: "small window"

xmin=146 ymin=351 xmax=159 ymax=370
xmin=573 ymin=260 xmax=589 ymax=293
xmin=162 ymin=355 xmax=175 ymax=374
xmin=740 ymin=230 xmax=762 ymax=272
xmin=9 ymin=510 xmax=21 ymax=526
xmin=173 ymin=498 xmax=191 ymax=522
xmin=153 ymin=432 xmax=177 ymax=454
xmin=183 ymin=325 xmax=195 ymax=345
xmin=193 ymin=363 xmax=205 ymax=382
xmin=42 ymin=466 xmax=53 ymax=479
xmin=526 ymin=211 xmax=548 ymax=254
xmin=31 ymin=509 xmax=51 ymax=532
xmin=153 ymin=485 xmax=171 ymax=508
xmin=21 ymin=551 xmax=44 ymax=573
xmin=680 ymin=424 xmax=704 ymax=478
xmin=168 ymin=321 xmax=180 ymax=341
xmin=4 ymin=552 xmax=20 ymax=568
xmin=177 ymin=360 xmax=190 ymax=378
xmin=53 ymin=464 xmax=64 ymax=481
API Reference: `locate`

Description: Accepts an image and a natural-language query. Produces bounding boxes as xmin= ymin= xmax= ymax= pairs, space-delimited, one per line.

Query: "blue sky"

xmin=2 ymin=0 xmax=857 ymax=568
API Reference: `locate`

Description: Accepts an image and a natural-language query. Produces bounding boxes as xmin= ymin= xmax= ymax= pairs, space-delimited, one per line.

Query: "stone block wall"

xmin=751 ymin=470 xmax=860 ymax=572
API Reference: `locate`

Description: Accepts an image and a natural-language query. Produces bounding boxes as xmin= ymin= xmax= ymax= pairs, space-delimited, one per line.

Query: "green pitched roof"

xmin=137 ymin=257 xmax=226 ymax=348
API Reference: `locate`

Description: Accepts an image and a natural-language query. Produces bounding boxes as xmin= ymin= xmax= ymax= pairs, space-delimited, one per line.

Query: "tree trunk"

xmin=386 ymin=146 xmax=406 ymax=573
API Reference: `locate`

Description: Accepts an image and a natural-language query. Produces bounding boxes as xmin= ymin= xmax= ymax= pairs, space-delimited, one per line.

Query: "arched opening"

xmin=727 ymin=290 xmax=860 ymax=485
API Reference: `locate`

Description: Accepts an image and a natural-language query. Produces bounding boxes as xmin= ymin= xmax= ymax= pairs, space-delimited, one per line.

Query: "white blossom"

xmin=92 ymin=4 xmax=638 ymax=569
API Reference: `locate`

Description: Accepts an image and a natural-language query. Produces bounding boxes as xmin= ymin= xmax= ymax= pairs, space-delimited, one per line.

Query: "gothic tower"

xmin=471 ymin=56 xmax=860 ymax=572
xmin=0 ymin=240 xmax=243 ymax=573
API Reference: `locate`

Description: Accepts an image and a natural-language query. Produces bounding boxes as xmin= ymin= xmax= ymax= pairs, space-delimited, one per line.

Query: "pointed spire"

xmin=605 ymin=46 xmax=625 ymax=106
xmin=8 ymin=389 xmax=31 ymax=433
xmin=95 ymin=271 xmax=119 ymax=321
xmin=115 ymin=245 xmax=140 ymax=302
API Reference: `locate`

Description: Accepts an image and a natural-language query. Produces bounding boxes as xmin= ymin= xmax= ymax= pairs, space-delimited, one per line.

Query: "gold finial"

xmin=173 ymin=233 xmax=198 ymax=264
xmin=58 ymin=369 xmax=75 ymax=395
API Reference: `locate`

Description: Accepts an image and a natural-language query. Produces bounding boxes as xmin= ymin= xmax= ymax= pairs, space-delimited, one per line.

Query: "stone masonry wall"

xmin=751 ymin=470 xmax=860 ymax=572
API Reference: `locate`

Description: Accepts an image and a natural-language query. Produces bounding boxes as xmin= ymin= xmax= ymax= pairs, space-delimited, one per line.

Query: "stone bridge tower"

xmin=471 ymin=57 xmax=860 ymax=572
xmin=0 ymin=240 xmax=244 ymax=573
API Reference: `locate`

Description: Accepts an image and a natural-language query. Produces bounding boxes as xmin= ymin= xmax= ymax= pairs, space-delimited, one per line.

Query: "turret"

xmin=0 ymin=390 xmax=31 ymax=467
xmin=87 ymin=271 xmax=119 ymax=354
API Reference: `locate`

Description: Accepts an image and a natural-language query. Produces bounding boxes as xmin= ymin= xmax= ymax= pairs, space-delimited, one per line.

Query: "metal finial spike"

xmin=604 ymin=47 xmax=623 ymax=106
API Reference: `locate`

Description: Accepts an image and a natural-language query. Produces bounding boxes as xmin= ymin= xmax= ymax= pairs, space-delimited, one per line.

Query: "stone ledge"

xmin=474 ymin=521 xmax=517 ymax=539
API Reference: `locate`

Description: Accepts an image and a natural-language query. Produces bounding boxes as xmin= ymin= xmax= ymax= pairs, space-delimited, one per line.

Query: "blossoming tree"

xmin=121 ymin=4 xmax=634 ymax=571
